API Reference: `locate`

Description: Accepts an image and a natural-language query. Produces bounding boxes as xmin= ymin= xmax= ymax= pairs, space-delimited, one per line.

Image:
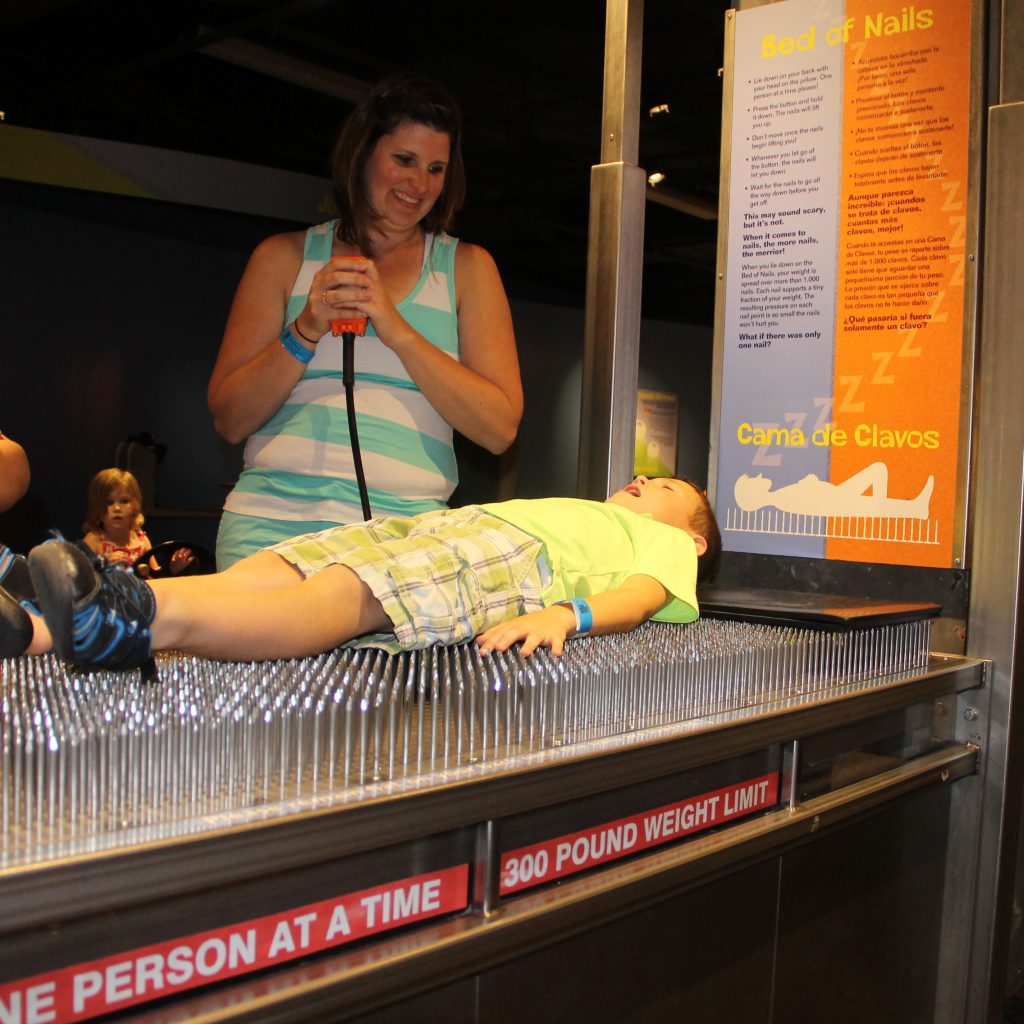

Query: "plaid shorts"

xmin=269 ymin=506 xmax=551 ymax=652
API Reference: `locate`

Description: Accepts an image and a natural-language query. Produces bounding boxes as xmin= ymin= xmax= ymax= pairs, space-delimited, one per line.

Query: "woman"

xmin=208 ymin=73 xmax=523 ymax=569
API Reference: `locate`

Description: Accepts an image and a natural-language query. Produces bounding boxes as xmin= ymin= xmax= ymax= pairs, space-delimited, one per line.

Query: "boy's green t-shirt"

xmin=479 ymin=498 xmax=699 ymax=623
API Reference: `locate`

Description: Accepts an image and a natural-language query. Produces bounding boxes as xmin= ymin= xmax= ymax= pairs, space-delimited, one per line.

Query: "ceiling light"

xmin=648 ymin=103 xmax=670 ymax=116
xmin=647 ymin=171 xmax=666 ymax=187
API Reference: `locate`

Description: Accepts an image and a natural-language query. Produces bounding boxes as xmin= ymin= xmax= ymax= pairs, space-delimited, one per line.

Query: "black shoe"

xmin=0 ymin=542 xmax=38 ymax=613
xmin=29 ymin=539 xmax=158 ymax=678
xmin=0 ymin=542 xmax=36 ymax=657
xmin=0 ymin=586 xmax=32 ymax=657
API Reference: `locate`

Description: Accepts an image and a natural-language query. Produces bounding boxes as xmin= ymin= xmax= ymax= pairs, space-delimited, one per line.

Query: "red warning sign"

xmin=501 ymin=773 xmax=779 ymax=893
xmin=0 ymin=865 xmax=468 ymax=1023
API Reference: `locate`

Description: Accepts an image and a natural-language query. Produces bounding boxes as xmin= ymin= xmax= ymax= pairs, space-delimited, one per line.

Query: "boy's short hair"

xmin=678 ymin=478 xmax=721 ymax=582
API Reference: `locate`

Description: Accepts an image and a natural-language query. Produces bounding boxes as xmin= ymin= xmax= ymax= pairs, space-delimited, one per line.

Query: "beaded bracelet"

xmin=279 ymin=325 xmax=315 ymax=364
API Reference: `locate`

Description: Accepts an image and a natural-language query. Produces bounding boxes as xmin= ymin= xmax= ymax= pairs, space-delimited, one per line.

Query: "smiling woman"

xmin=207 ymin=73 xmax=524 ymax=569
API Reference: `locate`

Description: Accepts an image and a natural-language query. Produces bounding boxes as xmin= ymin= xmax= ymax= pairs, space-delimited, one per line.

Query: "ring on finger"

xmin=321 ymin=290 xmax=328 ymax=305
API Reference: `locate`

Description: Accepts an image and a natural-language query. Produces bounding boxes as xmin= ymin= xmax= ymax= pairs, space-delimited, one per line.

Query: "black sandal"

xmin=0 ymin=585 xmax=32 ymax=657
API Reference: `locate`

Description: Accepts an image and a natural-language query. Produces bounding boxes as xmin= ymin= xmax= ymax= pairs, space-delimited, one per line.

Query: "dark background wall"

xmin=0 ymin=178 xmax=712 ymax=557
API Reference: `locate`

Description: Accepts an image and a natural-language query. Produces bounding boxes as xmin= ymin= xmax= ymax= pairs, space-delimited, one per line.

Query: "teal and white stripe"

xmin=223 ymin=221 xmax=461 ymax=530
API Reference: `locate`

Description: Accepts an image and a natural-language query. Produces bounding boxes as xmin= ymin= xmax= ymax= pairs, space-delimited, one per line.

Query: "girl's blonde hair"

xmin=83 ymin=468 xmax=145 ymax=534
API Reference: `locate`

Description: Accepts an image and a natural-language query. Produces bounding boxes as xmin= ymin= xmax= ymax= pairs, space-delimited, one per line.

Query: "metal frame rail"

xmin=0 ymin=654 xmax=983 ymax=1022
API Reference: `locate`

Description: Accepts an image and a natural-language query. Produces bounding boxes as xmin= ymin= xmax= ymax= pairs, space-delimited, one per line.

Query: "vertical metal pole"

xmin=946 ymin=97 xmax=1024 ymax=1024
xmin=784 ymin=740 xmax=801 ymax=810
xmin=473 ymin=819 xmax=502 ymax=917
xmin=707 ymin=8 xmax=736 ymax=506
xmin=936 ymin=5 xmax=1024 ymax=1020
xmin=578 ymin=0 xmax=646 ymax=500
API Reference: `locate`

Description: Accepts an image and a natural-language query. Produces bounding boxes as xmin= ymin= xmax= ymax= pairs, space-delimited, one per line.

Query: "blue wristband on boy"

xmin=555 ymin=597 xmax=593 ymax=637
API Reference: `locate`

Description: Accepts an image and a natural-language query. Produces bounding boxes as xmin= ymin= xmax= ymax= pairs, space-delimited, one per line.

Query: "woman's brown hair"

xmin=330 ymin=72 xmax=466 ymax=257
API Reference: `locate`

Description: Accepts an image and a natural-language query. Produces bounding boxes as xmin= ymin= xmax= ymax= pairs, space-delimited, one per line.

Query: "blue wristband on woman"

xmin=279 ymin=324 xmax=315 ymax=364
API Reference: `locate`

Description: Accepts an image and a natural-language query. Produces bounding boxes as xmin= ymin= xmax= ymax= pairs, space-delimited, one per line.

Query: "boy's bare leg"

xmin=149 ymin=552 xmax=392 ymax=661
xmin=22 ymin=549 xmax=307 ymax=655
xmin=24 ymin=613 xmax=50 ymax=654
xmin=159 ymin=547 xmax=311 ymax=594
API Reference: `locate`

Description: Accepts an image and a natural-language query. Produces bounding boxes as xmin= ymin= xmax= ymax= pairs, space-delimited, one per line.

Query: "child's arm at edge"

xmin=475 ymin=574 xmax=670 ymax=658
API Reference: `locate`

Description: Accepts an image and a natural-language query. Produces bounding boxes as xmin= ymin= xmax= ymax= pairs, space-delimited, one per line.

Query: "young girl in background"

xmin=82 ymin=468 xmax=151 ymax=566
xmin=81 ymin=468 xmax=197 ymax=577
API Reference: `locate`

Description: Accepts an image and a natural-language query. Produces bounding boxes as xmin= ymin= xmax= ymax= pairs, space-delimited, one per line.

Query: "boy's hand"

xmin=475 ymin=576 xmax=669 ymax=658
xmin=476 ymin=606 xmax=576 ymax=658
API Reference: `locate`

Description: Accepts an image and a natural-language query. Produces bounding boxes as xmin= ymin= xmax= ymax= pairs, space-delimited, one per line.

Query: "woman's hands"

xmin=313 ymin=246 xmax=522 ymax=455
xmin=305 ymin=255 xmax=376 ymax=337
xmin=209 ymin=243 xmax=380 ymax=445
xmin=209 ymin=231 xmax=523 ymax=455
xmin=208 ymin=243 xmax=378 ymax=445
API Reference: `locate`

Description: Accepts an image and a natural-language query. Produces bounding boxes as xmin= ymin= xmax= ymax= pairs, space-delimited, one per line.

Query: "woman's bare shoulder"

xmin=453 ymin=240 xmax=502 ymax=288
xmin=251 ymin=228 xmax=308 ymax=266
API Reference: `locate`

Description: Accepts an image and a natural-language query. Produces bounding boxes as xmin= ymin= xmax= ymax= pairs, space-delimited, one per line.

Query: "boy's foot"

xmin=28 ymin=539 xmax=157 ymax=676
xmin=0 ymin=542 xmax=38 ymax=612
xmin=0 ymin=586 xmax=32 ymax=657
xmin=0 ymin=543 xmax=37 ymax=657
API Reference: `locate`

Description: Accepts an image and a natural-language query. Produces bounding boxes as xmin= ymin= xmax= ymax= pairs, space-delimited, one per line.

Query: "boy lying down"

xmin=0 ymin=477 xmax=721 ymax=675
